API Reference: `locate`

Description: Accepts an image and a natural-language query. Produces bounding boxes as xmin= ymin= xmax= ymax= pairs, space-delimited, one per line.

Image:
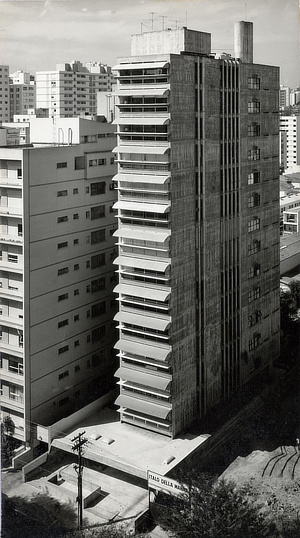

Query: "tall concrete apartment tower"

xmin=0 ymin=65 xmax=10 ymax=122
xmin=0 ymin=119 xmax=118 ymax=447
xmin=36 ymin=61 xmax=115 ymax=119
xmin=112 ymin=23 xmax=280 ymax=437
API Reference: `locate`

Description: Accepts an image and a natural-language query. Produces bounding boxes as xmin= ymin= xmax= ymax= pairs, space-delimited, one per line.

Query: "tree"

xmin=1 ymin=416 xmax=16 ymax=464
xmin=154 ymin=474 xmax=279 ymax=538
xmin=280 ymin=289 xmax=297 ymax=330
xmin=2 ymin=492 xmax=77 ymax=537
xmin=289 ymin=280 xmax=300 ymax=308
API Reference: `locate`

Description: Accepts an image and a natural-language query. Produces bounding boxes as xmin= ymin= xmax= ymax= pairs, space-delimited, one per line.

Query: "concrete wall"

xmin=48 ymin=389 xmax=117 ymax=444
xmin=131 ymin=28 xmax=211 ymax=56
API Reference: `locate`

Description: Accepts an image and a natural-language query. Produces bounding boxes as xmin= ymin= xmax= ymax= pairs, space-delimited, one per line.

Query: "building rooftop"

xmin=51 ymin=406 xmax=210 ymax=480
xmin=280 ymin=234 xmax=300 ymax=261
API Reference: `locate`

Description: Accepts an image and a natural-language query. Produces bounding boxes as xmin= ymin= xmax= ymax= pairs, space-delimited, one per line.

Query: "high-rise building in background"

xmin=0 ymin=118 xmax=118 ymax=447
xmin=35 ymin=61 xmax=115 ymax=119
xmin=280 ymin=85 xmax=291 ymax=110
xmin=280 ymin=115 xmax=300 ymax=171
xmin=9 ymin=71 xmax=36 ymax=121
xmin=112 ymin=22 xmax=280 ymax=438
xmin=0 ymin=65 xmax=10 ymax=122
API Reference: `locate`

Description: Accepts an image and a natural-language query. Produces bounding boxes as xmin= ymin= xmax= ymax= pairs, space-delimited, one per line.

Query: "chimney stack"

xmin=234 ymin=21 xmax=253 ymax=63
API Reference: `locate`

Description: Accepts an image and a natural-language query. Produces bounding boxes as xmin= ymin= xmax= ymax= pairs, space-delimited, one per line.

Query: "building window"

xmin=248 ymin=217 xmax=260 ymax=232
xmin=57 ymin=190 xmax=68 ymax=197
xmin=58 ymin=267 xmax=69 ymax=275
xmin=74 ymin=340 xmax=80 ymax=347
xmin=247 ymin=170 xmax=260 ymax=185
xmin=92 ymin=325 xmax=106 ymax=343
xmin=74 ymin=238 xmax=79 ymax=245
xmin=75 ymin=365 xmax=80 ymax=372
xmin=92 ymin=301 xmax=106 ymax=318
xmin=73 ymin=213 xmax=79 ymax=220
xmin=248 ymin=310 xmax=262 ymax=327
xmin=74 ymin=314 xmax=79 ymax=321
xmin=74 ymin=289 xmax=79 ymax=296
xmin=58 ymin=345 xmax=69 ymax=355
xmin=248 ymin=147 xmax=260 ymax=161
xmin=58 ymin=319 xmax=69 ymax=328
xmin=8 ymin=254 xmax=18 ymax=263
xmin=74 ymin=156 xmax=85 ymax=170
xmin=58 ymin=293 xmax=68 ymax=301
xmin=248 ymin=287 xmax=260 ymax=303
xmin=57 ymin=162 xmax=67 ymax=169
xmin=91 ymin=229 xmax=105 ymax=244
xmin=91 ymin=253 xmax=105 ymax=269
xmin=91 ymin=182 xmax=106 ymax=195
xmin=59 ymin=370 xmax=69 ymax=379
xmin=58 ymin=397 xmax=70 ymax=407
xmin=248 ymin=100 xmax=260 ymax=114
xmin=73 ymin=188 xmax=79 ymax=194
xmin=248 ymin=263 xmax=260 ymax=278
xmin=58 ymin=241 xmax=68 ymax=249
xmin=248 ymin=192 xmax=260 ymax=208
xmin=91 ymin=205 xmax=105 ymax=220
xmin=248 ymin=76 xmax=260 ymax=90
xmin=249 ymin=332 xmax=261 ymax=351
xmin=248 ymin=239 xmax=261 ymax=255
xmin=74 ymin=264 xmax=79 ymax=271
xmin=248 ymin=123 xmax=260 ymax=137
xmin=57 ymin=216 xmax=68 ymax=223
xmin=98 ymin=158 xmax=107 ymax=166
xmin=91 ymin=277 xmax=105 ymax=292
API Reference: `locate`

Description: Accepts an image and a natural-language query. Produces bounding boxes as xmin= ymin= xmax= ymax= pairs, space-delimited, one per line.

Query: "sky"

xmin=0 ymin=0 xmax=299 ymax=87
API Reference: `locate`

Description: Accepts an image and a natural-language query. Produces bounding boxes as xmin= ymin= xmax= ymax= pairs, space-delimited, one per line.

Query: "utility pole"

xmin=71 ymin=431 xmax=88 ymax=530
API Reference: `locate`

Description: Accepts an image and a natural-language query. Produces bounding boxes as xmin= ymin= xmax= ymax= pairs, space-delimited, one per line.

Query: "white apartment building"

xmin=280 ymin=192 xmax=300 ymax=234
xmin=0 ymin=65 xmax=10 ymax=122
xmin=9 ymin=71 xmax=36 ymax=121
xmin=280 ymin=115 xmax=300 ymax=171
xmin=36 ymin=61 xmax=115 ymax=119
xmin=0 ymin=118 xmax=118 ymax=448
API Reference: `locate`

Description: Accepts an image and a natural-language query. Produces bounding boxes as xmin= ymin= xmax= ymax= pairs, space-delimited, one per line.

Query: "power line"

xmin=71 ymin=431 xmax=88 ymax=530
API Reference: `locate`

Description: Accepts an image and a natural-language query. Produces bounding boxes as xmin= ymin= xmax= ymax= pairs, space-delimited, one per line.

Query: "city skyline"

xmin=0 ymin=0 xmax=299 ymax=87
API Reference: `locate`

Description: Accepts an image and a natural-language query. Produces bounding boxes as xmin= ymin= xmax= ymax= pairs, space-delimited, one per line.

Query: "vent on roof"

xmin=101 ymin=437 xmax=115 ymax=445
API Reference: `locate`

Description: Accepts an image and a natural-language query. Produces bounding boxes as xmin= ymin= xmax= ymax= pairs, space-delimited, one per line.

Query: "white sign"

xmin=148 ymin=470 xmax=188 ymax=497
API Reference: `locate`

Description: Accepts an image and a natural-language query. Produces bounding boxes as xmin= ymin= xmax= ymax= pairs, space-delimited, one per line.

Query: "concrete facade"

xmin=112 ymin=26 xmax=280 ymax=438
xmin=0 ymin=119 xmax=118 ymax=447
xmin=0 ymin=65 xmax=10 ymax=122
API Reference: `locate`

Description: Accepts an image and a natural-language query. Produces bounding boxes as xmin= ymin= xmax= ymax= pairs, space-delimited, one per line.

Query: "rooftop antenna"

xmin=245 ymin=3 xmax=247 ymax=20
xmin=186 ymin=11 xmax=188 ymax=27
xmin=149 ymin=12 xmax=156 ymax=30
xmin=160 ymin=15 xmax=167 ymax=30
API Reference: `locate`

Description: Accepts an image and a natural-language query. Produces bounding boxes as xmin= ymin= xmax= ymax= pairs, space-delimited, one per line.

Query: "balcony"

xmin=0 ymin=287 xmax=23 ymax=300
xmin=0 ymin=313 xmax=23 ymax=330
xmin=0 ymin=341 xmax=24 ymax=358
xmin=0 ymin=233 xmax=23 ymax=245
xmin=0 ymin=206 xmax=22 ymax=217
xmin=0 ymin=171 xmax=22 ymax=187
xmin=0 ymin=257 xmax=23 ymax=273
xmin=1 ymin=368 xmax=24 ymax=385
xmin=1 ymin=393 xmax=24 ymax=411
